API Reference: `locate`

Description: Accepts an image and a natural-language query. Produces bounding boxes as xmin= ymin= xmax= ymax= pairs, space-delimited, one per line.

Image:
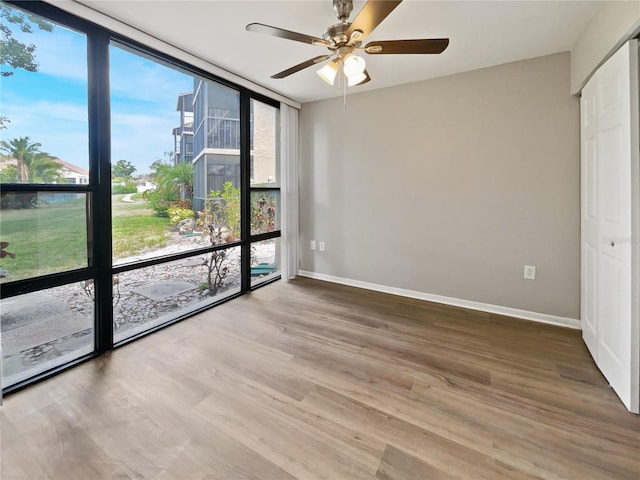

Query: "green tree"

xmin=154 ymin=162 xmax=193 ymax=199
xmin=112 ymin=159 xmax=136 ymax=179
xmin=30 ymin=153 xmax=64 ymax=183
xmin=0 ymin=136 xmax=41 ymax=182
xmin=0 ymin=165 xmax=19 ymax=183
xmin=0 ymin=136 xmax=61 ymax=182
xmin=0 ymin=4 xmax=54 ymax=129
xmin=0 ymin=3 xmax=54 ymax=77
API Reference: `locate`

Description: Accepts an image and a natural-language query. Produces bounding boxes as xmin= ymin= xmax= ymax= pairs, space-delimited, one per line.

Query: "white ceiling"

xmin=78 ymin=0 xmax=601 ymax=104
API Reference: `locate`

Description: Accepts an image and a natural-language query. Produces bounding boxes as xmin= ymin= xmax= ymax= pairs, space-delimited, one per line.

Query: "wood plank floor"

xmin=1 ymin=277 xmax=639 ymax=479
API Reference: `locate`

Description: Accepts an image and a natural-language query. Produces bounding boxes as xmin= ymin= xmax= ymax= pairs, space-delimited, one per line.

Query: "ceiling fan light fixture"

xmin=317 ymin=60 xmax=339 ymax=85
xmin=246 ymin=0 xmax=450 ymax=87
xmin=347 ymin=71 xmax=367 ymax=86
xmin=343 ymin=53 xmax=366 ymax=78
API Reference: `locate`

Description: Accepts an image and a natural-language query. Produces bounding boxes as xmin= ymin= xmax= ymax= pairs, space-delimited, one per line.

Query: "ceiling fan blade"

xmin=271 ymin=55 xmax=331 ymax=79
xmin=346 ymin=1 xmax=402 ymax=41
xmin=365 ymin=38 xmax=449 ymax=54
xmin=246 ymin=23 xmax=328 ymax=46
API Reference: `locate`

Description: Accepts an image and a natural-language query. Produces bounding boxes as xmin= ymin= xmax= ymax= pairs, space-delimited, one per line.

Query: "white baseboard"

xmin=297 ymin=270 xmax=581 ymax=330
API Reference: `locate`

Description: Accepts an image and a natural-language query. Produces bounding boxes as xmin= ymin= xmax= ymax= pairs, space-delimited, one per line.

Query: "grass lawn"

xmin=0 ymin=197 xmax=88 ymax=282
xmin=112 ymin=216 xmax=169 ymax=260
xmin=0 ymin=194 xmax=170 ymax=281
xmin=112 ymin=194 xmax=169 ymax=260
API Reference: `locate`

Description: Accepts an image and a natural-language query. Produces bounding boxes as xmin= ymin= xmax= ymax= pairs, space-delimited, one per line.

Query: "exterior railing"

xmin=206 ymin=117 xmax=240 ymax=150
xmin=193 ymin=113 xmax=254 ymax=154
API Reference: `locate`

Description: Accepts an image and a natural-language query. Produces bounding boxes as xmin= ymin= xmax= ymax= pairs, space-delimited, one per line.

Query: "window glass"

xmin=250 ymin=190 xmax=280 ymax=236
xmin=114 ymin=247 xmax=241 ymax=342
xmin=110 ymin=43 xmax=241 ymax=265
xmin=0 ymin=4 xmax=88 ymax=184
xmin=250 ymin=100 xmax=280 ymax=187
xmin=0 ymin=192 xmax=89 ymax=283
xmin=251 ymin=238 xmax=280 ymax=286
xmin=1 ymin=281 xmax=94 ymax=387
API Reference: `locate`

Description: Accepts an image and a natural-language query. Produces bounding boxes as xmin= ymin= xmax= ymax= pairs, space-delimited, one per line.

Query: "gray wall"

xmin=299 ymin=52 xmax=580 ymax=319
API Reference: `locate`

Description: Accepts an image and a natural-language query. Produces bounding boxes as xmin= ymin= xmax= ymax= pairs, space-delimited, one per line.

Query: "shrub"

xmin=142 ymin=188 xmax=176 ymax=217
xmin=143 ymin=161 xmax=193 ymax=216
xmin=167 ymin=205 xmax=194 ymax=225
xmin=206 ymin=182 xmax=240 ymax=240
xmin=252 ymin=192 xmax=277 ymax=234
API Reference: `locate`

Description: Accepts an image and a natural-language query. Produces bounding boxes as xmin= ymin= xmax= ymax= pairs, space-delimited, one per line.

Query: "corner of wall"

xmin=570 ymin=1 xmax=640 ymax=94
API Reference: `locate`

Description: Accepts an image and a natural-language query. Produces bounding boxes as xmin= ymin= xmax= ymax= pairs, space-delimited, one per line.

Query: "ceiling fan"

xmin=246 ymin=0 xmax=449 ymax=87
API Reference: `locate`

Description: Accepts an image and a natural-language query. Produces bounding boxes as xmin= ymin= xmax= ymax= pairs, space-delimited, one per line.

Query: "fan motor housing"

xmin=333 ymin=0 xmax=353 ymax=21
xmin=323 ymin=22 xmax=350 ymax=46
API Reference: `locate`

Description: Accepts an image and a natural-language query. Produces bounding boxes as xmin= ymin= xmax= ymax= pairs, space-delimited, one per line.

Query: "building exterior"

xmin=0 ymin=157 xmax=88 ymax=184
xmin=56 ymin=158 xmax=89 ymax=185
xmin=173 ymin=80 xmax=278 ymax=211
xmin=173 ymin=92 xmax=194 ymax=165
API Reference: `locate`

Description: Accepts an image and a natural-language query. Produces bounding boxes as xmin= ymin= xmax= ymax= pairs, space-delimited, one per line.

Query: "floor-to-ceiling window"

xmin=0 ymin=1 xmax=281 ymax=392
xmin=0 ymin=3 xmax=94 ymax=388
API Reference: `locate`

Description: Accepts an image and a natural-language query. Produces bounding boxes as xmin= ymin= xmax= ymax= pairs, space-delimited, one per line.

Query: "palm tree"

xmin=152 ymin=161 xmax=193 ymax=201
xmin=0 ymin=136 xmax=56 ymax=182
xmin=30 ymin=152 xmax=64 ymax=183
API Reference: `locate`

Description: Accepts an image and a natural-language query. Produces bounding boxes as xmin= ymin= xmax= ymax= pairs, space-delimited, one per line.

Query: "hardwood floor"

xmin=2 ymin=277 xmax=639 ymax=479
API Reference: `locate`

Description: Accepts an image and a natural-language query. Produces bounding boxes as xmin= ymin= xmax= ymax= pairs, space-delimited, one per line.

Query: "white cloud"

xmin=109 ymin=45 xmax=194 ymax=105
xmin=31 ymin=31 xmax=87 ymax=83
xmin=8 ymin=12 xmax=193 ymax=102
xmin=0 ymin=105 xmax=89 ymax=170
xmin=111 ymin=111 xmax=177 ymax=171
xmin=9 ymin=18 xmax=87 ymax=83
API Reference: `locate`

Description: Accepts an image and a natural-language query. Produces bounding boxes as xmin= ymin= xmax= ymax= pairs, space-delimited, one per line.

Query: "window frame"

xmin=1 ymin=0 xmax=282 ymax=394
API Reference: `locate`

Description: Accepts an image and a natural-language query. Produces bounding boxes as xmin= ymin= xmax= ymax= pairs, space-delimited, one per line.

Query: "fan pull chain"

xmin=337 ymin=63 xmax=347 ymax=112
xmin=344 ymin=79 xmax=347 ymax=112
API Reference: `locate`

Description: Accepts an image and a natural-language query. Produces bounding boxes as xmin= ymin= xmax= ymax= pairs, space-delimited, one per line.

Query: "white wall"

xmin=299 ymin=52 xmax=580 ymax=320
xmin=571 ymin=1 xmax=640 ymax=94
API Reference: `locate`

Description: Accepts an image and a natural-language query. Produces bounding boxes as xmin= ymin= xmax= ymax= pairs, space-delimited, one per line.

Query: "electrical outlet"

xmin=319 ymin=241 xmax=326 ymax=252
xmin=524 ymin=265 xmax=536 ymax=280
xmin=310 ymin=240 xmax=316 ymax=251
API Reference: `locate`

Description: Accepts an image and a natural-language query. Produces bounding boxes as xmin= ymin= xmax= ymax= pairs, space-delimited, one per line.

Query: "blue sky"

xmin=0 ymin=16 xmax=193 ymax=175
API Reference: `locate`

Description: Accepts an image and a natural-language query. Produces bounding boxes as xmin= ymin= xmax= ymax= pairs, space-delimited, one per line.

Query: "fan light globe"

xmin=317 ymin=60 xmax=339 ymax=85
xmin=347 ymin=71 xmax=367 ymax=86
xmin=343 ymin=53 xmax=366 ymax=78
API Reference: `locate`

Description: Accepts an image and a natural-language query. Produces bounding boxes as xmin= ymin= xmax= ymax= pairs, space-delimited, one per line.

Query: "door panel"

xmin=600 ymin=129 xmax=622 ymax=225
xmin=584 ymin=138 xmax=597 ymax=220
xmin=581 ymin=39 xmax=639 ymax=413
xmin=581 ymin=79 xmax=598 ymax=359
xmin=583 ymin=244 xmax=597 ymax=349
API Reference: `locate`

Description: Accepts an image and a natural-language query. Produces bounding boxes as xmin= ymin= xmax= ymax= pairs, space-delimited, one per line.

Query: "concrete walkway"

xmin=1 ymin=293 xmax=92 ymax=356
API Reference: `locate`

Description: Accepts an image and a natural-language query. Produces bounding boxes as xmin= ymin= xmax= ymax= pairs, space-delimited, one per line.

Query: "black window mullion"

xmin=0 ymin=268 xmax=97 ymax=299
xmin=0 ymin=184 xmax=91 ymax=193
xmin=249 ymin=231 xmax=281 ymax=244
xmin=240 ymin=92 xmax=251 ymax=292
xmin=87 ymin=29 xmax=113 ymax=354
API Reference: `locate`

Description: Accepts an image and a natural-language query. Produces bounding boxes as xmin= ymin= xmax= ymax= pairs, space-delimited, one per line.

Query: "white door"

xmin=581 ymin=39 xmax=639 ymax=413
xmin=581 ymin=72 xmax=598 ymax=359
